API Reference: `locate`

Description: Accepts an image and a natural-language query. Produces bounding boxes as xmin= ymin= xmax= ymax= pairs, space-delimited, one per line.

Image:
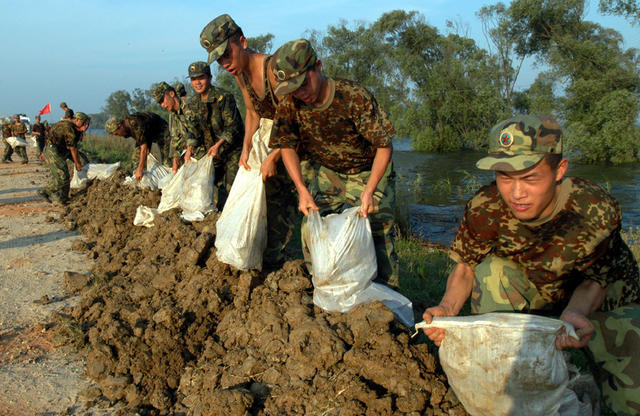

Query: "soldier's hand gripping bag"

xmin=415 ymin=313 xmax=591 ymax=416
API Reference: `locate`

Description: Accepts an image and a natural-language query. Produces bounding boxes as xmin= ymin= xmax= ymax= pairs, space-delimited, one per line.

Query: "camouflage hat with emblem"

xmin=74 ymin=112 xmax=91 ymax=125
xmin=59 ymin=102 xmax=67 ymax=108
xmin=104 ymin=116 xmax=124 ymax=134
xmin=188 ymin=61 xmax=212 ymax=79
xmin=173 ymin=82 xmax=187 ymax=97
xmin=200 ymin=14 xmax=241 ymax=64
xmin=152 ymin=81 xmax=174 ymax=103
xmin=271 ymin=39 xmax=318 ymax=97
xmin=476 ymin=114 xmax=563 ymax=172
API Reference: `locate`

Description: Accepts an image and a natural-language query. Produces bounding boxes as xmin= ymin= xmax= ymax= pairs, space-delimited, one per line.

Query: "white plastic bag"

xmin=415 ymin=313 xmax=583 ymax=416
xmin=156 ymin=155 xmax=215 ymax=219
xmin=215 ymin=118 xmax=271 ymax=270
xmin=71 ymin=162 xmax=121 ymax=189
xmin=305 ymin=206 xmax=414 ymax=327
xmin=6 ymin=136 xmax=27 ymax=148
xmin=123 ymin=154 xmax=172 ymax=190
xmin=133 ymin=205 xmax=158 ymax=227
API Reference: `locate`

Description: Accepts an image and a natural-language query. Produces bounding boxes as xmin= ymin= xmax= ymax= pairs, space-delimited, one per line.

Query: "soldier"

xmin=173 ymin=82 xmax=187 ymax=98
xmin=105 ymin=112 xmax=170 ymax=180
xmin=152 ymin=81 xmax=200 ymax=174
xmin=187 ymin=61 xmax=243 ymax=210
xmin=269 ymin=39 xmax=399 ymax=286
xmin=421 ymin=114 xmax=640 ymax=415
xmin=10 ymin=114 xmax=29 ymax=164
xmin=39 ymin=112 xmax=90 ymax=205
xmin=31 ymin=115 xmax=46 ymax=159
xmin=199 ymin=14 xmax=298 ymax=267
xmin=60 ymin=102 xmax=74 ymax=120
xmin=1 ymin=120 xmax=13 ymax=163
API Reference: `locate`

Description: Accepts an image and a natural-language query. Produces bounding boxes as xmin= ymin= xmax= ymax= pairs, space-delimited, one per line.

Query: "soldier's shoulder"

xmin=566 ymin=176 xmax=620 ymax=223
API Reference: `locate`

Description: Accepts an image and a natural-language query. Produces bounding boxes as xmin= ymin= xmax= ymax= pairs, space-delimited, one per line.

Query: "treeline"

xmin=94 ymin=1 xmax=640 ymax=164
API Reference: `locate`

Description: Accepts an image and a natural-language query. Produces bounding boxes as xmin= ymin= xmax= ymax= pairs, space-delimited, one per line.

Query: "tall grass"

xmin=80 ymin=133 xmax=134 ymax=166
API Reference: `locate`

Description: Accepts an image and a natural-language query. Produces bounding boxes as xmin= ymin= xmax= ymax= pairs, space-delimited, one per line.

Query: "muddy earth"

xmin=54 ymin=170 xmax=466 ymax=415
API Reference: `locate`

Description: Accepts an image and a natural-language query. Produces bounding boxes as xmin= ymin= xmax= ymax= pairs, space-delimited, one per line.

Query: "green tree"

xmin=103 ymin=90 xmax=132 ymax=118
xmin=599 ymin=0 xmax=640 ymax=24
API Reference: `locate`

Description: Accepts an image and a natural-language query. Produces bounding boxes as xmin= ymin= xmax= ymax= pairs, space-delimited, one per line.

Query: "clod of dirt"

xmin=63 ymin=172 xmax=466 ymax=415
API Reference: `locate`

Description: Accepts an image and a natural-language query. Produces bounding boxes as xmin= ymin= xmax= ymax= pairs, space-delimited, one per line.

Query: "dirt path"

xmin=0 ymin=145 xmax=92 ymax=415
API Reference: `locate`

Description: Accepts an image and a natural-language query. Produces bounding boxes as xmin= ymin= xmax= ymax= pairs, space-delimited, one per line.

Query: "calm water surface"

xmin=393 ymin=150 xmax=640 ymax=246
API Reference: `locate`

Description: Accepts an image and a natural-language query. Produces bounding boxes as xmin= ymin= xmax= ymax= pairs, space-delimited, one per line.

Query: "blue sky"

xmin=0 ymin=0 xmax=637 ymax=122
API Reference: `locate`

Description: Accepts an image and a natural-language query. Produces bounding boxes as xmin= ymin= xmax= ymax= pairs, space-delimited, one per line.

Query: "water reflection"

xmin=394 ymin=150 xmax=640 ymax=245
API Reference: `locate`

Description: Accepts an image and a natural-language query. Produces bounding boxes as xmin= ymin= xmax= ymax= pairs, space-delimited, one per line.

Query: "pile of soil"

xmin=62 ymin=172 xmax=466 ymax=415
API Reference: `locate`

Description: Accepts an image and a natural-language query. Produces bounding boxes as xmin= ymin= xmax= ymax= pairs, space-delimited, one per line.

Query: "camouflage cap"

xmin=199 ymin=14 xmax=241 ymax=64
xmin=74 ymin=112 xmax=91 ymax=125
xmin=476 ymin=114 xmax=562 ymax=172
xmin=173 ymin=82 xmax=187 ymax=97
xmin=12 ymin=114 xmax=20 ymax=121
xmin=59 ymin=102 xmax=67 ymax=108
xmin=104 ymin=116 xmax=123 ymax=134
xmin=188 ymin=61 xmax=211 ymax=79
xmin=152 ymin=81 xmax=174 ymax=103
xmin=272 ymin=39 xmax=318 ymax=96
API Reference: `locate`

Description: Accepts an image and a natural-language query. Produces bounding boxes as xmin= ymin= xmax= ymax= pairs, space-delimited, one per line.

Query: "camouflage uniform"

xmin=452 ymin=114 xmax=640 ymax=415
xmin=42 ymin=120 xmax=84 ymax=203
xmin=271 ymin=78 xmax=399 ymax=286
xmin=10 ymin=120 xmax=29 ymax=163
xmin=188 ymin=84 xmax=243 ymax=210
xmin=31 ymin=121 xmax=46 ymax=156
xmin=1 ymin=123 xmax=13 ymax=162
xmin=237 ymin=55 xmax=299 ymax=266
xmin=121 ymin=112 xmax=170 ymax=169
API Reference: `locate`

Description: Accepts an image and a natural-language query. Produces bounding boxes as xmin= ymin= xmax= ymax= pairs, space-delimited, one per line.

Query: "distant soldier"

xmin=152 ymin=81 xmax=200 ymax=173
xmin=60 ymin=102 xmax=74 ymax=120
xmin=10 ymin=114 xmax=29 ymax=164
xmin=173 ymin=82 xmax=187 ymax=98
xmin=31 ymin=115 xmax=46 ymax=158
xmin=188 ymin=61 xmax=244 ymax=209
xmin=39 ymin=112 xmax=90 ymax=205
xmin=105 ymin=112 xmax=170 ymax=180
xmin=1 ymin=120 xmax=13 ymax=163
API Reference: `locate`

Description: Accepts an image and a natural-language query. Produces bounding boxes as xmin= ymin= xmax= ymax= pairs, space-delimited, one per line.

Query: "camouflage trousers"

xmin=300 ymin=161 xmax=399 ymax=287
xmin=194 ymin=146 xmax=240 ymax=211
xmin=43 ymin=146 xmax=72 ymax=203
xmin=1 ymin=138 xmax=13 ymax=161
xmin=263 ymin=162 xmax=299 ymax=266
xmin=472 ymin=256 xmax=640 ymax=415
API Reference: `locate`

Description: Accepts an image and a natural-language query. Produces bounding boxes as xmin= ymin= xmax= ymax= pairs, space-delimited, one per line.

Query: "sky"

xmin=0 ymin=0 xmax=637 ymax=122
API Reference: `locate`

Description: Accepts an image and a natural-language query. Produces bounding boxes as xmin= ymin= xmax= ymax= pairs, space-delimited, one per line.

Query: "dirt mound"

xmin=62 ymin=172 xmax=466 ymax=415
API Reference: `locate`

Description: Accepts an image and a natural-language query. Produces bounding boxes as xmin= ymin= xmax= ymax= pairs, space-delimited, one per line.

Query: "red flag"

xmin=38 ymin=103 xmax=51 ymax=115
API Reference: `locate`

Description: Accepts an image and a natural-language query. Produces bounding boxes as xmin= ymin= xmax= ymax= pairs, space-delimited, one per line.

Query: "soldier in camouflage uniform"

xmin=187 ymin=61 xmax=243 ymax=210
xmin=422 ymin=114 xmax=640 ymax=415
xmin=39 ymin=112 xmax=91 ymax=204
xmin=1 ymin=121 xmax=13 ymax=163
xmin=200 ymin=14 xmax=299 ymax=267
xmin=31 ymin=115 xmax=46 ymax=158
xmin=269 ymin=39 xmax=399 ymax=286
xmin=152 ymin=81 xmax=201 ymax=174
xmin=60 ymin=102 xmax=74 ymax=120
xmin=105 ymin=112 xmax=170 ymax=180
xmin=10 ymin=114 xmax=29 ymax=164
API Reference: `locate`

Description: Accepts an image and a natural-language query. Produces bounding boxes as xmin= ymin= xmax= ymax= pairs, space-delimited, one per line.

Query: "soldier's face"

xmin=496 ymin=158 xmax=568 ymax=221
xmin=161 ymin=92 xmax=178 ymax=112
xmin=191 ymin=75 xmax=211 ymax=95
xmin=216 ymin=37 xmax=247 ymax=76
xmin=292 ymin=64 xmax=325 ymax=106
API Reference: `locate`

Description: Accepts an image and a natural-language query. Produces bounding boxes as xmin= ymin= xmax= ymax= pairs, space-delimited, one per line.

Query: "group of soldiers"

xmin=8 ymin=13 xmax=638 ymax=414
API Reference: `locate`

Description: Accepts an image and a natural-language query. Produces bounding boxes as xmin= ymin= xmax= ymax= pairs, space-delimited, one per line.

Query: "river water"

xmin=393 ymin=150 xmax=640 ymax=246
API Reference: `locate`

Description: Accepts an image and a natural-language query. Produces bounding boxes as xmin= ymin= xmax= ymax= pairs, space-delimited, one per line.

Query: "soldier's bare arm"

xmin=69 ymin=146 xmax=83 ymax=171
xmin=360 ymin=146 xmax=392 ymax=217
xmin=556 ymin=280 xmax=607 ymax=350
xmin=281 ymin=148 xmax=317 ymax=216
xmin=238 ymin=80 xmax=258 ymax=170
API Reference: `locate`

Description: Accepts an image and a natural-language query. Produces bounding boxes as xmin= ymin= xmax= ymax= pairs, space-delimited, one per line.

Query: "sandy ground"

xmin=0 ymin=144 xmax=92 ymax=415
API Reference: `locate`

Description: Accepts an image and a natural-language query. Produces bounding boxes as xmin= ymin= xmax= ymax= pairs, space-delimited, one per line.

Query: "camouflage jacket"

xmin=450 ymin=177 xmax=640 ymax=311
xmin=11 ymin=122 xmax=27 ymax=138
xmin=169 ymin=98 xmax=200 ymax=159
xmin=271 ymin=78 xmax=395 ymax=174
xmin=123 ymin=112 xmax=168 ymax=148
xmin=64 ymin=108 xmax=74 ymax=119
xmin=188 ymin=84 xmax=243 ymax=157
xmin=2 ymin=123 xmax=11 ymax=138
xmin=48 ymin=120 xmax=83 ymax=155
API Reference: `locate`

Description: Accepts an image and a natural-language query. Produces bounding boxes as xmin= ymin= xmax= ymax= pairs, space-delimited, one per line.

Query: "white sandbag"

xmin=6 ymin=136 xmax=27 ymax=148
xmin=71 ymin=162 xmax=121 ymax=189
xmin=304 ymin=206 xmax=414 ymax=326
xmin=133 ymin=205 xmax=158 ymax=227
xmin=156 ymin=155 xmax=215 ymax=220
xmin=415 ymin=313 xmax=584 ymax=416
xmin=28 ymin=136 xmax=38 ymax=148
xmin=123 ymin=154 xmax=172 ymax=190
xmin=215 ymin=118 xmax=271 ymax=270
